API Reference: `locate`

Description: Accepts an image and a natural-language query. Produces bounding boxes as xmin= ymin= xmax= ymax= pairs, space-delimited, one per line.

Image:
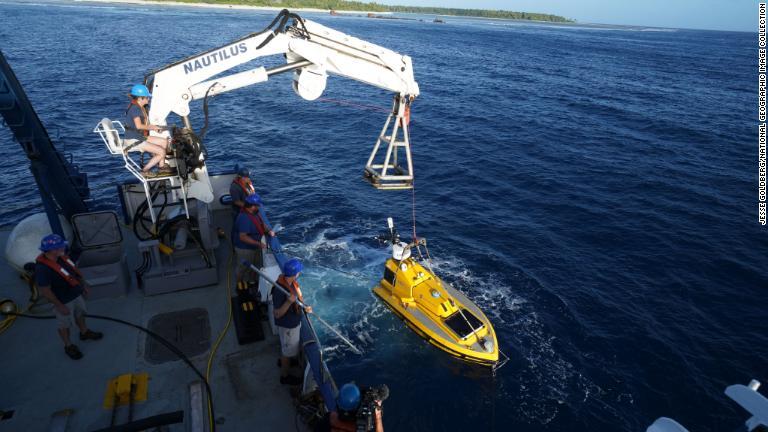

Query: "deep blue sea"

xmin=0 ymin=1 xmax=764 ymax=431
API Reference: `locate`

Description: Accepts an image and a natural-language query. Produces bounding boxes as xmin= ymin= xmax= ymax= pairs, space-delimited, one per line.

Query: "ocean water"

xmin=0 ymin=2 xmax=763 ymax=431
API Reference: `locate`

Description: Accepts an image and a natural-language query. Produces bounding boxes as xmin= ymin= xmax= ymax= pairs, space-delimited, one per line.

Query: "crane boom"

xmin=148 ymin=13 xmax=418 ymax=123
xmin=138 ymin=10 xmax=419 ymax=201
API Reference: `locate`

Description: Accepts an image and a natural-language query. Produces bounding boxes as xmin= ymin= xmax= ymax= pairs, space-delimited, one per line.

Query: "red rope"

xmin=317 ymin=97 xmax=390 ymax=113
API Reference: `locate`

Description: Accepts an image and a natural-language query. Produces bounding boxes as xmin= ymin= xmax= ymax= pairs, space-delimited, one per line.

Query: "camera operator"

xmin=315 ymin=383 xmax=384 ymax=432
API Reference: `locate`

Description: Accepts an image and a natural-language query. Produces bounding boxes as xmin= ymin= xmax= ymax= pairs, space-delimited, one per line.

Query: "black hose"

xmin=134 ymin=250 xmax=149 ymax=284
xmin=4 ymin=311 xmax=216 ymax=432
xmin=264 ymin=8 xmax=289 ymax=31
xmin=132 ymin=183 xmax=162 ymax=241
xmin=197 ymin=83 xmax=217 ymax=142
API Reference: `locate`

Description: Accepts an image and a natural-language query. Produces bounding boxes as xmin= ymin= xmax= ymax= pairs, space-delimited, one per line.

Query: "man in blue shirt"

xmin=234 ymin=193 xmax=275 ymax=286
xmin=34 ymin=234 xmax=102 ymax=360
xmin=229 ymin=167 xmax=255 ymax=242
xmin=272 ymin=258 xmax=312 ymax=386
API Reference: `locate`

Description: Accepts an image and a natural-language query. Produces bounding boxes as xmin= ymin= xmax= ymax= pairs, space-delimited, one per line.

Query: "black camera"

xmin=355 ymin=385 xmax=389 ymax=432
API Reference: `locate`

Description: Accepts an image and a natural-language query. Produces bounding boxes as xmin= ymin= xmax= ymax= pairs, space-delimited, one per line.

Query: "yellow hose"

xmin=0 ymin=276 xmax=39 ymax=335
xmin=205 ymin=240 xmax=234 ymax=431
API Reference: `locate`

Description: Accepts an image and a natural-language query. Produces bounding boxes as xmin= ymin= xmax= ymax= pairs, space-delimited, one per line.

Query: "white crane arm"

xmin=132 ymin=10 xmax=419 ymax=203
xmin=147 ymin=11 xmax=419 ymax=126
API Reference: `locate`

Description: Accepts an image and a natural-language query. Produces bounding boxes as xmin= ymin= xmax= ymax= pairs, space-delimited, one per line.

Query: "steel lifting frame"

xmin=364 ymin=95 xmax=414 ymax=190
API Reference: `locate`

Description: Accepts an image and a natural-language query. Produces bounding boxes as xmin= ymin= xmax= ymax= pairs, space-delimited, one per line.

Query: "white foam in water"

xmin=419 ymin=254 xmax=523 ymax=324
xmin=410 ymin=252 xmax=608 ymax=424
xmin=278 ymin=222 xmax=388 ymax=359
xmin=281 ymin=220 xmax=609 ymax=420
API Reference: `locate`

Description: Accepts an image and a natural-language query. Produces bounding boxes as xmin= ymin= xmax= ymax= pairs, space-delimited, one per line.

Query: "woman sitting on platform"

xmin=124 ymin=84 xmax=174 ymax=177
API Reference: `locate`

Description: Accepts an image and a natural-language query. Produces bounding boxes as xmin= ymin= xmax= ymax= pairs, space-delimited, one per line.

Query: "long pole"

xmin=243 ymin=261 xmax=363 ymax=355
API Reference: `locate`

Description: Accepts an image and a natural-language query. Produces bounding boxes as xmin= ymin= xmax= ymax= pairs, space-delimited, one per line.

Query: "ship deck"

xmin=0 ymin=208 xmax=309 ymax=431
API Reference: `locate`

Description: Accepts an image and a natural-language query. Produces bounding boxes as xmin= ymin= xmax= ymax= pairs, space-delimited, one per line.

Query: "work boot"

xmin=280 ymin=375 xmax=301 ymax=386
xmin=79 ymin=330 xmax=103 ymax=341
xmin=65 ymin=344 xmax=83 ymax=360
xmin=276 ymin=358 xmax=299 ymax=368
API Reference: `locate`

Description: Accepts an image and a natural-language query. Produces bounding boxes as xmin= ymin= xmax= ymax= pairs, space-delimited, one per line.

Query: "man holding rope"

xmin=234 ymin=193 xmax=275 ymax=287
xmin=272 ymin=258 xmax=312 ymax=386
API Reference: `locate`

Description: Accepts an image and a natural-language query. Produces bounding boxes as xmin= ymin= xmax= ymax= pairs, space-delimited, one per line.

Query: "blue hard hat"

xmin=244 ymin=193 xmax=262 ymax=206
xmin=338 ymin=383 xmax=361 ymax=411
xmin=237 ymin=167 xmax=250 ymax=177
xmin=40 ymin=234 xmax=68 ymax=252
xmin=282 ymin=258 xmax=303 ymax=278
xmin=130 ymin=84 xmax=151 ymax=98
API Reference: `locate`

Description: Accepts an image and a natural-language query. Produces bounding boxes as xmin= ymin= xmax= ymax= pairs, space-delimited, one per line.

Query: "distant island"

xmin=159 ymin=0 xmax=573 ymax=22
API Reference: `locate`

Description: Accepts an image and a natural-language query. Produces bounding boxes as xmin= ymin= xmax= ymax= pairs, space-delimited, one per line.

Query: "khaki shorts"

xmin=278 ymin=324 xmax=301 ymax=358
xmin=122 ymin=138 xmax=148 ymax=152
xmin=54 ymin=295 xmax=87 ymax=329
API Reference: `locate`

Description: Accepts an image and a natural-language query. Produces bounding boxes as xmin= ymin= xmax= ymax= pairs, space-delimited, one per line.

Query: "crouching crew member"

xmin=315 ymin=383 xmax=384 ymax=432
xmin=34 ymin=234 xmax=103 ymax=360
xmin=234 ymin=193 xmax=275 ymax=286
xmin=272 ymin=258 xmax=312 ymax=386
xmin=229 ymin=167 xmax=255 ymax=242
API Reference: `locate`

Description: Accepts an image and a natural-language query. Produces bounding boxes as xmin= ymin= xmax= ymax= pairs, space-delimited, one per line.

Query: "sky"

xmin=374 ymin=0 xmax=756 ymax=32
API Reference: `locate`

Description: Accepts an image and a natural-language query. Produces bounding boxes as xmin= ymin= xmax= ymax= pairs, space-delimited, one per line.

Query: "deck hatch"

xmin=444 ymin=309 xmax=484 ymax=339
xmin=71 ymin=211 xmax=123 ymax=248
xmin=145 ymin=308 xmax=211 ymax=364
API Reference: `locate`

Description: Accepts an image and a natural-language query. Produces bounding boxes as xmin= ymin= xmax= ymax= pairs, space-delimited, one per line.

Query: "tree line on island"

xmin=172 ymin=0 xmax=573 ymax=22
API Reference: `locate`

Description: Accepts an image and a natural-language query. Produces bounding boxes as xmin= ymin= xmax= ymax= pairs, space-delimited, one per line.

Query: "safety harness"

xmin=35 ymin=254 xmax=83 ymax=288
xmin=125 ymin=100 xmax=150 ymax=136
xmin=123 ymin=100 xmax=150 ymax=152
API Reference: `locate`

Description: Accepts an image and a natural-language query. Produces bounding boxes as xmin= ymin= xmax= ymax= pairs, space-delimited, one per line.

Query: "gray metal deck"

xmin=0 ymin=210 xmax=308 ymax=431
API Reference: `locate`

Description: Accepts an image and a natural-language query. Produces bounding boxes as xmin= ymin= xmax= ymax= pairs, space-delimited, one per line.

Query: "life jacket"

xmin=242 ymin=210 xmax=267 ymax=238
xmin=124 ymin=100 xmax=150 ymax=137
xmin=232 ymin=177 xmax=255 ymax=195
xmin=276 ymin=274 xmax=304 ymax=314
xmin=35 ymin=254 xmax=83 ymax=288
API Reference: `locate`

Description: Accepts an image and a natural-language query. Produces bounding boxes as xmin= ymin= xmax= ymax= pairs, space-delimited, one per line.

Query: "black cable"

xmin=4 ymin=311 xmax=217 ymax=432
xmin=156 ymin=186 xmax=169 ymax=226
xmin=289 ymin=12 xmax=311 ymax=39
xmin=132 ymin=183 xmax=162 ymax=241
xmin=134 ymin=251 xmax=149 ymax=285
xmin=144 ymin=250 xmax=152 ymax=274
xmin=264 ymin=9 xmax=289 ymax=33
xmin=256 ymin=10 xmax=309 ymax=50
xmin=197 ymin=83 xmax=217 ymax=142
xmin=132 ymin=182 xmax=176 ymax=242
